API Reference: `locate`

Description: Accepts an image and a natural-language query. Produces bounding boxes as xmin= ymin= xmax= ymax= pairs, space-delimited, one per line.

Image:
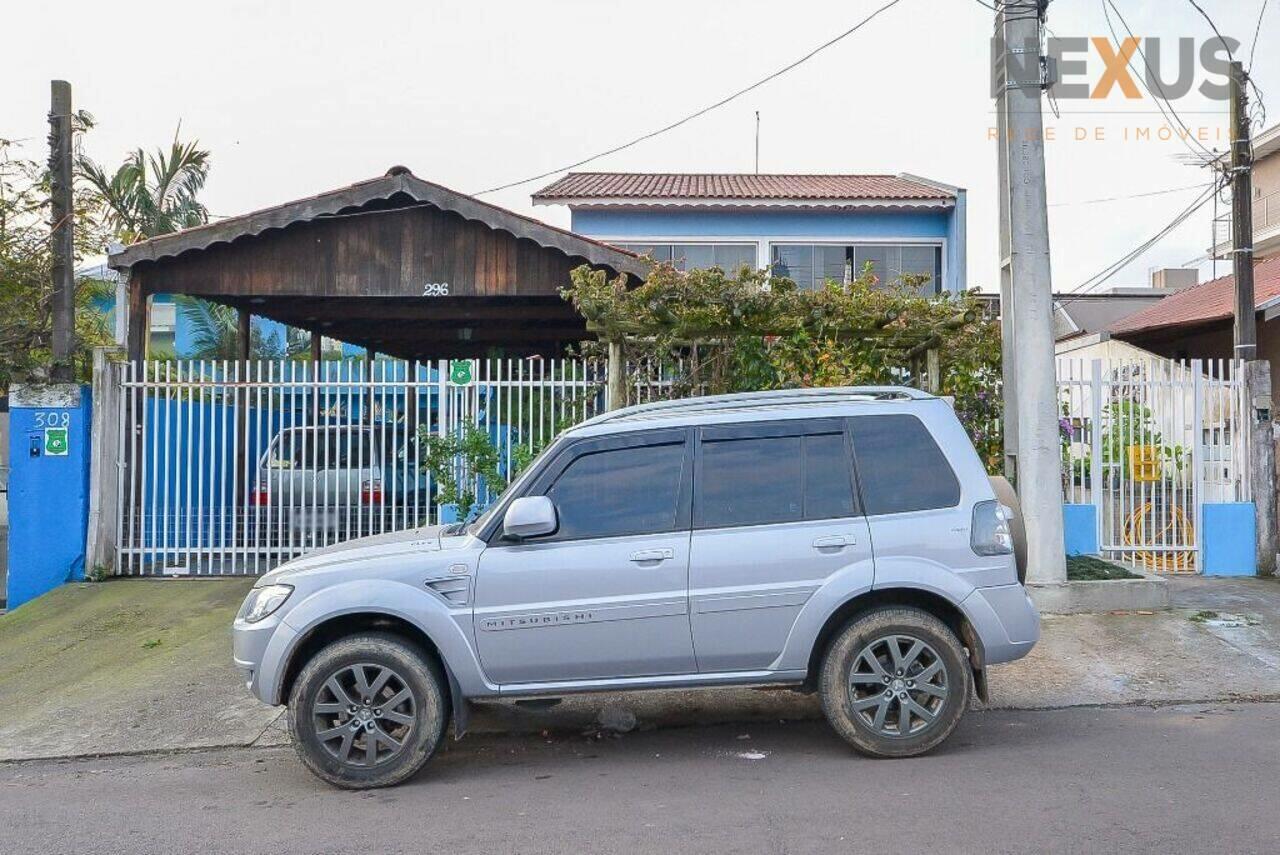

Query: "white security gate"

xmin=1057 ymin=358 xmax=1250 ymax=573
xmin=115 ymin=358 xmax=606 ymax=575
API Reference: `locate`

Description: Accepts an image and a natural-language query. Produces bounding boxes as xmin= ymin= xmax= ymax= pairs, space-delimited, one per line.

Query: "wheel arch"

xmin=802 ymin=587 xmax=986 ymax=697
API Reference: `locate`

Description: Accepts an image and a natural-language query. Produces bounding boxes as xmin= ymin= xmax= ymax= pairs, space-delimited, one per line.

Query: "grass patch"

xmin=1067 ymin=555 xmax=1142 ymax=581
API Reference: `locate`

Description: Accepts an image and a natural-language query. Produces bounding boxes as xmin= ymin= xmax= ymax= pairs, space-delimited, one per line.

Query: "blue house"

xmin=532 ymin=173 xmax=967 ymax=294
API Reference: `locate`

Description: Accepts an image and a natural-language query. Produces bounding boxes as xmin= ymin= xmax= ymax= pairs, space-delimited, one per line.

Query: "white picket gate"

xmin=1057 ymin=357 xmax=1250 ymax=573
xmin=114 ymin=358 xmax=609 ymax=575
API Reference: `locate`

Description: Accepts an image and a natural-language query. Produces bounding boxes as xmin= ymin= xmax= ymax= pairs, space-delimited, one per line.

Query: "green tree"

xmin=0 ymin=135 xmax=113 ymax=389
xmin=77 ymin=135 xmax=210 ymax=242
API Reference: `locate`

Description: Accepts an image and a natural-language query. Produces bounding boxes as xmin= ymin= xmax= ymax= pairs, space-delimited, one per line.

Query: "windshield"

xmin=466 ymin=434 xmax=568 ymax=536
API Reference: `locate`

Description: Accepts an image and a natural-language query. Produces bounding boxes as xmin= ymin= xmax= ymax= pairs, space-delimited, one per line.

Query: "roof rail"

xmin=582 ymin=386 xmax=933 ymax=426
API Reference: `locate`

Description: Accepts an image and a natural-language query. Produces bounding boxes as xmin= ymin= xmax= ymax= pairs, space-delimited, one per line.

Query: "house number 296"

xmin=422 ymin=282 xmax=450 ymax=297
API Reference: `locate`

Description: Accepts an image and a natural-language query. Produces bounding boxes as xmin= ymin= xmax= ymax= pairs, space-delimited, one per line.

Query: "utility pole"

xmin=49 ymin=80 xmax=75 ymax=382
xmin=1229 ymin=61 xmax=1277 ymax=576
xmin=1229 ymin=61 xmax=1256 ymax=360
xmin=994 ymin=1 xmax=1066 ymax=586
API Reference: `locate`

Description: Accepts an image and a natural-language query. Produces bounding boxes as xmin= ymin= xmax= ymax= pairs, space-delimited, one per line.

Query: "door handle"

xmin=630 ymin=548 xmax=675 ymax=563
xmin=812 ymin=535 xmax=853 ymax=550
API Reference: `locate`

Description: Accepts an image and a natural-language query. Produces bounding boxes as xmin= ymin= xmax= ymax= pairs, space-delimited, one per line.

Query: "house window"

xmin=768 ymin=243 xmax=943 ymax=294
xmin=615 ymin=243 xmax=757 ymax=275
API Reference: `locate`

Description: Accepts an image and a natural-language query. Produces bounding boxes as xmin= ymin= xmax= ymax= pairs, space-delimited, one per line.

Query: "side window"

xmin=544 ymin=441 xmax=685 ymax=540
xmin=700 ymin=435 xmax=803 ymax=528
xmin=803 ymin=432 xmax=858 ymax=519
xmin=849 ymin=415 xmax=960 ymax=515
xmin=697 ymin=429 xmax=857 ymax=528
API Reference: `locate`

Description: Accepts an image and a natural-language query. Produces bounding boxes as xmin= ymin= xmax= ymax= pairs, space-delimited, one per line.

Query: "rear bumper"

xmin=962 ymin=583 xmax=1040 ymax=666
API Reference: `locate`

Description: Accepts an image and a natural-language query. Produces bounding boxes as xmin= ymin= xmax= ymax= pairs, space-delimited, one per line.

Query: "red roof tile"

xmin=1109 ymin=255 xmax=1280 ymax=335
xmin=531 ymin=172 xmax=955 ymax=203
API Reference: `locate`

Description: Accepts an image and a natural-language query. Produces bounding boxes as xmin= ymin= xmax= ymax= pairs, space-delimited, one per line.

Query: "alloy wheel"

xmin=312 ymin=663 xmax=417 ymax=767
xmin=847 ymin=634 xmax=949 ymax=738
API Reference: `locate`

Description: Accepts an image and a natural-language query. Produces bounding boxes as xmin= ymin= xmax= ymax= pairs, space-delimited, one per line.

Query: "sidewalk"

xmin=3 ymin=575 xmax=1279 ymax=762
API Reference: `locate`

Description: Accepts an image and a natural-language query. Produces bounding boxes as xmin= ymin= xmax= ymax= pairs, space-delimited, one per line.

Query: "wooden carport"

xmin=107 ymin=167 xmax=647 ymax=361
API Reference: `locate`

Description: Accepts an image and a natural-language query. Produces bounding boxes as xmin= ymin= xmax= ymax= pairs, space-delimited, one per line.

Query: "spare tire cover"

xmin=988 ymin=475 xmax=1028 ymax=584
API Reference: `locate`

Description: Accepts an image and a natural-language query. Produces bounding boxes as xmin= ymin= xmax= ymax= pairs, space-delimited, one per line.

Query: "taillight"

xmin=361 ymin=480 xmax=383 ymax=504
xmin=971 ymin=500 xmax=1014 ymax=556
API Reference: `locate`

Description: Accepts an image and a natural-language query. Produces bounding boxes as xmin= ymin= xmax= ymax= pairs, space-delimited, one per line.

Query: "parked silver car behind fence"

xmin=234 ymin=387 xmax=1040 ymax=788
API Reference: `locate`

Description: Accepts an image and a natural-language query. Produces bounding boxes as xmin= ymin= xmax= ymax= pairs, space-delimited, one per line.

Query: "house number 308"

xmin=422 ymin=282 xmax=450 ymax=297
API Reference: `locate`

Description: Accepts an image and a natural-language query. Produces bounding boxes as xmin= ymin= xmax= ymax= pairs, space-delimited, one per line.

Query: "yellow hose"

xmin=1122 ymin=501 xmax=1195 ymax=573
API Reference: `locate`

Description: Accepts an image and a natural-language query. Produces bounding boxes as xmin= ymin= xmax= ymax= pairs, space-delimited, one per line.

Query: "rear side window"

xmin=849 ymin=415 xmax=960 ymax=515
xmin=545 ymin=441 xmax=685 ymax=540
xmin=697 ymin=429 xmax=857 ymax=528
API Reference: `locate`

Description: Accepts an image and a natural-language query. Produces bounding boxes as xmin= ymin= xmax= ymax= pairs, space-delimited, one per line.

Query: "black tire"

xmin=288 ymin=632 xmax=448 ymax=789
xmin=819 ymin=607 xmax=971 ymax=759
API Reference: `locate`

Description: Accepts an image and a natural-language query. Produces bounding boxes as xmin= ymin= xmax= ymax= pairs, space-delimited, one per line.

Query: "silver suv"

xmin=233 ymin=387 xmax=1039 ymax=788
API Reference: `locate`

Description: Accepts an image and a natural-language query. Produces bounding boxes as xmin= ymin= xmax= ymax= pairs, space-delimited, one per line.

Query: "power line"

xmin=1250 ymin=0 xmax=1271 ymax=71
xmin=1047 ymin=182 xmax=1206 ymax=207
xmin=1059 ymin=180 xmax=1222 ymax=301
xmin=1184 ymin=0 xmax=1266 ymax=126
xmin=471 ymin=0 xmax=910 ymax=196
xmin=1102 ymin=0 xmax=1218 ymax=164
xmin=1185 ymin=0 xmax=1234 ymax=62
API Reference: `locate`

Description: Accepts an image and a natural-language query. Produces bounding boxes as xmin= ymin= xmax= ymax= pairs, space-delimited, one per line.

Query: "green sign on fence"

xmin=449 ymin=360 xmax=474 ymax=386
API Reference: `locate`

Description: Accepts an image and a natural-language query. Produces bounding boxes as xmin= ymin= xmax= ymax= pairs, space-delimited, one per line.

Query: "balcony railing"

xmin=1213 ymin=188 xmax=1280 ymax=249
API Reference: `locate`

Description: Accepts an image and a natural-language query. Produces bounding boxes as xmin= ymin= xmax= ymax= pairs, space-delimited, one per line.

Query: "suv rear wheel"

xmin=819 ymin=607 xmax=971 ymax=758
xmin=288 ymin=632 xmax=448 ymax=789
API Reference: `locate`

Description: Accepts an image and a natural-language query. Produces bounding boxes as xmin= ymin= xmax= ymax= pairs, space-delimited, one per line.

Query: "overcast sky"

xmin=3 ymin=0 xmax=1275 ymax=293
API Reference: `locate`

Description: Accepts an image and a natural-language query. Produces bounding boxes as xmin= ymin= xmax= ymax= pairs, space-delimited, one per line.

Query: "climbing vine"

xmin=562 ymin=261 xmax=1003 ymax=470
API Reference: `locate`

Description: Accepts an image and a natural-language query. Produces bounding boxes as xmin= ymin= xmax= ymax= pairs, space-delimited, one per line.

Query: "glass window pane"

xmin=815 ymin=246 xmax=849 ymax=287
xmin=315 ymin=430 xmax=375 ymax=469
xmin=900 ymin=246 xmax=939 ymax=295
xmin=850 ymin=415 xmax=960 ymax=515
xmin=616 ymin=243 xmax=673 ymax=263
xmin=673 ymin=244 xmax=716 ymax=271
xmin=771 ymin=245 xmax=814 ymax=290
xmin=855 ymin=245 xmax=889 ymax=286
xmin=699 ymin=436 xmax=803 ymax=527
xmin=546 ymin=442 xmax=684 ymax=539
xmin=714 ymin=244 xmax=757 ymax=274
xmin=804 ymin=432 xmax=857 ymax=519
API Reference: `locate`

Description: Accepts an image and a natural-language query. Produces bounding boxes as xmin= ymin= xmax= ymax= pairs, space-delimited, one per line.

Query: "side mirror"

xmin=503 ymin=496 xmax=557 ymax=540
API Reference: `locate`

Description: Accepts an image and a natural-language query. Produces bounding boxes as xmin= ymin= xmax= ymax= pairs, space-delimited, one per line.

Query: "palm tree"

xmin=176 ymin=297 xmax=312 ymax=361
xmin=78 ymin=135 xmax=210 ymax=242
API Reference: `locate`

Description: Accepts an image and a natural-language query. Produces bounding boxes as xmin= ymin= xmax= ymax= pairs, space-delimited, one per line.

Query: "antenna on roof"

xmin=754 ymin=111 xmax=761 ymax=174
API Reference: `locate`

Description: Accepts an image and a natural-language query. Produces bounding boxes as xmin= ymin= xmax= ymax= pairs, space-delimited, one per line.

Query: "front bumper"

xmin=232 ymin=614 xmax=298 ymax=704
xmin=962 ymin=583 xmax=1041 ymax=666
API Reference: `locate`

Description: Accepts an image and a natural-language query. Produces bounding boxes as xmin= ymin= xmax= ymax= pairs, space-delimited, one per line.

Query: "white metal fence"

xmin=1057 ymin=357 xmax=1250 ymax=573
xmin=114 ymin=358 xmax=610 ymax=575
xmin=112 ymin=354 xmax=1248 ymax=576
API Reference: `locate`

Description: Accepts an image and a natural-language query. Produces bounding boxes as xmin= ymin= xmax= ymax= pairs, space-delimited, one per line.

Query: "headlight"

xmin=239 ymin=584 xmax=294 ymax=623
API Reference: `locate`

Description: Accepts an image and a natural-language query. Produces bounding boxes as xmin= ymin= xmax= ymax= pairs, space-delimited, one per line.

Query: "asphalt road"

xmin=2 ymin=702 xmax=1276 ymax=855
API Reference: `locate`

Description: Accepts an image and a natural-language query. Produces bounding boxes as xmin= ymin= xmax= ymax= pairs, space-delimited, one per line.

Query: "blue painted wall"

xmin=571 ymin=208 xmax=952 ymax=240
xmin=1062 ymin=504 xmax=1100 ymax=556
xmin=569 ymin=204 xmax=966 ymax=292
xmin=1202 ymin=503 xmax=1257 ymax=576
xmin=6 ymin=387 xmax=93 ymax=609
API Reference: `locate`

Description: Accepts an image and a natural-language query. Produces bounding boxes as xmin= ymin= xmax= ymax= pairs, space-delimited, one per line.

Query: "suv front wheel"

xmin=288 ymin=632 xmax=448 ymax=789
xmin=819 ymin=607 xmax=971 ymax=758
